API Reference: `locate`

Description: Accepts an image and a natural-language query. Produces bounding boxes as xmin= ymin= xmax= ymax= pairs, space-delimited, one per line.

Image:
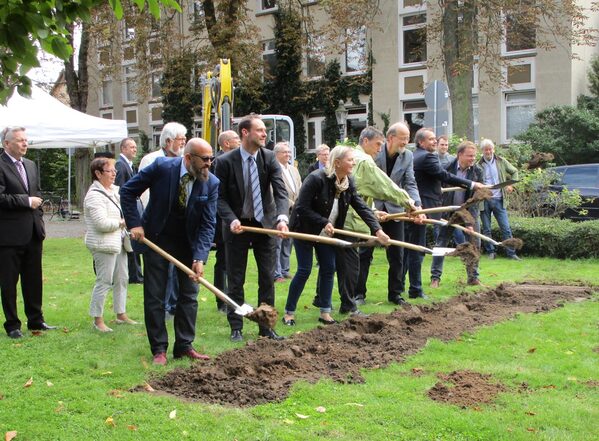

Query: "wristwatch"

xmin=193 ymin=260 xmax=204 ymax=265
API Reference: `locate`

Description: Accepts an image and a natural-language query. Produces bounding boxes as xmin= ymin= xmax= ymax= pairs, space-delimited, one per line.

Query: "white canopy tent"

xmin=0 ymin=85 xmax=128 ymax=212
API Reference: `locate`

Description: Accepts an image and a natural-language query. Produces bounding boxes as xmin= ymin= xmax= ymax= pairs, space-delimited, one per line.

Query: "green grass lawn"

xmin=0 ymin=238 xmax=597 ymax=440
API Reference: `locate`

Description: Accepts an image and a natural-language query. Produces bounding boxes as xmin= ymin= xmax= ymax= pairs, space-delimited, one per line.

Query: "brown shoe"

xmin=467 ymin=279 xmax=484 ymax=286
xmin=174 ymin=348 xmax=210 ymax=361
xmin=430 ymin=279 xmax=440 ymax=288
xmin=153 ymin=352 xmax=167 ymax=366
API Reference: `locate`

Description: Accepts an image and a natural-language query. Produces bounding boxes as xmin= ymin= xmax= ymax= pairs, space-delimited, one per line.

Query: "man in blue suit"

xmin=121 ymin=137 xmax=218 ymax=366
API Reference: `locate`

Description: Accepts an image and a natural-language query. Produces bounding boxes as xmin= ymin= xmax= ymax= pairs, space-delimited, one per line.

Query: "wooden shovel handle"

xmin=240 ymin=225 xmax=350 ymax=247
xmin=385 ymin=205 xmax=462 ymax=221
xmin=391 ymin=217 xmax=501 ymax=246
xmin=332 ymin=228 xmax=432 ymax=254
xmin=140 ymin=237 xmax=243 ymax=310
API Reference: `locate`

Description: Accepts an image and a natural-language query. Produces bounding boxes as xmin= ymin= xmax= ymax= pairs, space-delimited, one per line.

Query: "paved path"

xmin=44 ymin=214 xmax=86 ymax=239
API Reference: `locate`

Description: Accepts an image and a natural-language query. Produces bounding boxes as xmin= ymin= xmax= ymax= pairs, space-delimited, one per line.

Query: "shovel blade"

xmin=432 ymin=247 xmax=456 ymax=256
xmin=234 ymin=303 xmax=254 ymax=316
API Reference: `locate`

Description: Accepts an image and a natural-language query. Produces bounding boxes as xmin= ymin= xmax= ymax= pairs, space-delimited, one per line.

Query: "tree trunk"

xmin=64 ymin=22 xmax=92 ymax=209
xmin=442 ymin=0 xmax=476 ymax=140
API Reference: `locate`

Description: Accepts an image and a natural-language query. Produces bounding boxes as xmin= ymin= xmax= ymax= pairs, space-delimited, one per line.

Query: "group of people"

xmin=1 ymin=118 xmax=520 ymax=367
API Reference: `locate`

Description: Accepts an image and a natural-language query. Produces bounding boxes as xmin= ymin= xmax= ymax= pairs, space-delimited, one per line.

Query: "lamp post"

xmin=334 ymin=100 xmax=348 ymax=142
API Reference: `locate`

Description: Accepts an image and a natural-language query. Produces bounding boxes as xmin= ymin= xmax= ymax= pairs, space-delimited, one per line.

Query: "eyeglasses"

xmin=174 ymin=136 xmax=187 ymax=142
xmin=190 ymin=153 xmax=215 ymax=162
xmin=102 ymin=169 xmax=117 ymax=174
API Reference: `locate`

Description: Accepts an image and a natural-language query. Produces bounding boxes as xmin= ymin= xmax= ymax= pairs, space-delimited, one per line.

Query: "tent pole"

xmin=67 ymin=148 xmax=72 ymax=217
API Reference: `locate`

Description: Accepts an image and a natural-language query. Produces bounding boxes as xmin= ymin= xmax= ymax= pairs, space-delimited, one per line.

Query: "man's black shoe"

xmin=259 ymin=328 xmax=285 ymax=341
xmin=230 ymin=330 xmax=243 ymax=342
xmin=28 ymin=322 xmax=57 ymax=331
xmin=8 ymin=329 xmax=23 ymax=339
xmin=389 ymin=296 xmax=409 ymax=306
xmin=409 ymin=293 xmax=429 ymax=300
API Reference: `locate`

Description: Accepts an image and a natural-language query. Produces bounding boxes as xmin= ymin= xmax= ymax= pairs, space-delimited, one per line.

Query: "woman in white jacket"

xmin=84 ymin=157 xmax=137 ymax=332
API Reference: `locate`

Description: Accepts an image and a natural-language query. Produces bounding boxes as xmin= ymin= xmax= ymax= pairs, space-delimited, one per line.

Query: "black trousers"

xmin=213 ymin=217 xmax=226 ymax=309
xmin=335 ymin=240 xmax=360 ymax=313
xmin=0 ymin=239 xmax=44 ymax=333
xmin=356 ymin=220 xmax=405 ymax=300
xmin=143 ymin=248 xmax=198 ymax=356
xmin=127 ymin=250 xmax=143 ymax=283
xmin=225 ymin=224 xmax=275 ymax=332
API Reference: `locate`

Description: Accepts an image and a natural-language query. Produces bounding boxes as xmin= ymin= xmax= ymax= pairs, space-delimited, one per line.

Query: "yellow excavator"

xmin=201 ymin=58 xmax=296 ymax=158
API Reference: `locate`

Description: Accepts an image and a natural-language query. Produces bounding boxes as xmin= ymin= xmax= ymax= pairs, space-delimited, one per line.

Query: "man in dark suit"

xmin=115 ymin=137 xmax=143 ymax=284
xmin=0 ymin=126 xmax=56 ymax=339
xmin=214 ymin=114 xmax=289 ymax=342
xmin=405 ymin=128 xmax=485 ymax=299
xmin=121 ymin=137 xmax=218 ymax=365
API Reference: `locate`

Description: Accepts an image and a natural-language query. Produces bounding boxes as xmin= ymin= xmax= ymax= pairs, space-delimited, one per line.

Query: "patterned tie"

xmin=15 ymin=160 xmax=29 ymax=192
xmin=178 ymin=173 xmax=192 ymax=209
xmin=248 ymin=156 xmax=263 ymax=222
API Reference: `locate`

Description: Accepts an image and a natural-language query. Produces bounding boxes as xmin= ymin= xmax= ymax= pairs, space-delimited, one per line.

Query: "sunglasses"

xmin=190 ymin=153 xmax=215 ymax=162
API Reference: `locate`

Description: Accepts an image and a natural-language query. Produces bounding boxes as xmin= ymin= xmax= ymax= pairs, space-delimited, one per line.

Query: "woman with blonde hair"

xmin=84 ymin=157 xmax=137 ymax=332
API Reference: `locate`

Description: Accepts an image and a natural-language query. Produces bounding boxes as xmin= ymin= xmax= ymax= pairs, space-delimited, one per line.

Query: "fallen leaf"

xmin=23 ymin=378 xmax=33 ymax=388
xmin=411 ymin=367 xmax=424 ymax=375
xmin=200 ymin=297 xmax=207 ymax=302
xmin=169 ymin=409 xmax=177 ymax=419
xmin=525 ymin=411 xmax=536 ymax=416
xmin=62 ymin=327 xmax=70 ymax=334
xmin=105 ymin=416 xmax=116 ymax=427
xmin=108 ymin=389 xmax=123 ymax=398
xmin=54 ymin=402 xmax=65 ymax=413
xmin=375 ymin=302 xmax=383 ymax=305
xmin=567 ymin=377 xmax=577 ymax=382
xmin=46 ymin=381 xmax=53 ymax=387
xmin=31 ymin=330 xmax=43 ymax=336
xmin=143 ymin=382 xmax=155 ymax=392
xmin=140 ymin=357 xmax=149 ymax=369
xmin=0 ymin=393 xmax=4 ymax=400
xmin=345 ymin=402 xmax=364 ymax=407
xmin=527 ymin=347 xmax=536 ymax=353
xmin=283 ymin=419 xmax=295 ymax=425
xmin=564 ymin=350 xmax=574 ymax=355
xmin=527 ymin=428 xmax=536 ymax=433
xmin=295 ymin=413 xmax=309 ymax=419
xmin=127 ymin=425 xmax=138 ymax=431
xmin=315 ymin=406 xmax=326 ymax=413
xmin=13 ymin=344 xmax=22 ymax=348
xmin=542 ymin=384 xmax=556 ymax=389
xmin=101 ymin=371 xmax=112 ymax=376
xmin=5 ymin=431 xmax=17 ymax=441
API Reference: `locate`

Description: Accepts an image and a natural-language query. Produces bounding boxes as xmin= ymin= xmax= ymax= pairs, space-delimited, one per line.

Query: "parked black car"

xmin=548 ymin=164 xmax=599 ymax=220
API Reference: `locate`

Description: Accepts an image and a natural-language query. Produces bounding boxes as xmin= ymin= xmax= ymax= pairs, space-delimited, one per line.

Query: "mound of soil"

xmin=148 ymin=283 xmax=593 ymax=407
xmin=428 ymin=370 xmax=506 ymax=408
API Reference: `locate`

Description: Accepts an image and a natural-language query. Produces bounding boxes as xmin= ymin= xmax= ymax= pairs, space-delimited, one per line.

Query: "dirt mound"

xmin=428 ymin=370 xmax=506 ymax=408
xmin=148 ymin=283 xmax=594 ymax=407
xmin=448 ymin=242 xmax=480 ymax=275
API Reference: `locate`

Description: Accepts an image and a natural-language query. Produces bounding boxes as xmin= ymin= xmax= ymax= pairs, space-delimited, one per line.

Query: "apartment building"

xmin=86 ymin=0 xmax=599 ymax=150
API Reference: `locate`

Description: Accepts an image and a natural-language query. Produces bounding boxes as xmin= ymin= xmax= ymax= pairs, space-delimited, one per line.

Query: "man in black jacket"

xmin=306 ymin=144 xmax=329 ymax=175
xmin=405 ymin=128 xmax=486 ymax=298
xmin=430 ymin=141 xmax=484 ymax=286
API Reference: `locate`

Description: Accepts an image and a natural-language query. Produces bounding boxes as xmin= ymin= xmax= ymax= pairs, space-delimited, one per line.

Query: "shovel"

xmin=137 ymin=235 xmax=255 ymax=317
xmin=385 ymin=205 xmax=462 ymax=221
xmin=240 ymin=225 xmax=354 ymax=247
xmin=332 ymin=228 xmax=455 ymax=256
xmin=442 ymin=180 xmax=519 ymax=193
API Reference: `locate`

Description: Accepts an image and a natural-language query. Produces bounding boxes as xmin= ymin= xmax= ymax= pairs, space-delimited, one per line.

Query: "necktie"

xmin=15 ymin=160 xmax=29 ymax=192
xmin=178 ymin=173 xmax=192 ymax=209
xmin=248 ymin=156 xmax=263 ymax=222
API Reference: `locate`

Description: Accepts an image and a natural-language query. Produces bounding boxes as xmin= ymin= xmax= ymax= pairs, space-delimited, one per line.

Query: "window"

xmin=346 ymin=108 xmax=368 ymax=141
xmin=101 ymin=80 xmax=112 ymax=107
xmin=149 ymin=104 xmax=163 ymax=123
xmin=505 ymin=58 xmax=535 ymax=90
xmin=561 ymin=166 xmax=599 ymax=187
xmin=399 ymin=70 xmax=426 ymax=99
xmin=472 ymin=95 xmax=479 ymax=142
xmin=152 ymin=125 xmax=163 ymax=150
xmin=190 ymin=0 xmax=204 ymax=22
xmin=99 ymin=47 xmax=110 ymax=66
xmin=123 ymin=21 xmax=135 ymax=41
xmin=123 ymin=66 xmax=137 ymax=103
xmin=345 ymin=27 xmax=367 ymax=74
xmin=259 ymin=0 xmax=277 ymax=12
xmin=101 ymin=112 xmax=113 ymax=119
xmin=151 ymin=72 xmax=162 ymax=99
xmin=402 ymin=100 xmax=426 ymax=142
xmin=504 ymin=91 xmax=535 ymax=141
xmin=306 ymin=116 xmax=326 ymax=151
xmin=306 ymin=35 xmax=325 ymax=78
xmin=504 ymin=12 xmax=535 ymax=54
xmin=125 ymin=108 xmax=138 ymax=127
xmin=262 ymin=40 xmax=276 ymax=78
xmin=400 ymin=13 xmax=427 ymax=66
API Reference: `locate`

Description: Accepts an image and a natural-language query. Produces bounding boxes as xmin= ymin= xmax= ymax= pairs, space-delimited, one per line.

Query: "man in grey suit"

xmin=356 ymin=122 xmax=423 ymax=306
xmin=214 ymin=114 xmax=289 ymax=342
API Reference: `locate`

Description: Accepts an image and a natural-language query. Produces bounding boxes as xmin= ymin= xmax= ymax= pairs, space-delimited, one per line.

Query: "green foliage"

xmin=0 ymin=0 xmax=180 ymax=104
xmin=516 ymin=103 xmax=599 ymax=165
xmin=495 ymin=216 xmax=599 ymax=259
xmin=587 ymin=55 xmax=599 ymax=98
xmin=27 ymin=148 xmax=69 ymax=193
xmin=509 ymin=168 xmax=583 ymax=217
xmin=499 ymin=141 xmax=534 ymax=168
xmin=160 ymin=53 xmax=202 ymax=137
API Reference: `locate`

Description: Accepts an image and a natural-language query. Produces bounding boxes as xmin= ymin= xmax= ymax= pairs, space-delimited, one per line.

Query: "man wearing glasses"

xmin=121 ymin=137 xmax=218 ymax=365
xmin=0 ymin=126 xmax=56 ymax=339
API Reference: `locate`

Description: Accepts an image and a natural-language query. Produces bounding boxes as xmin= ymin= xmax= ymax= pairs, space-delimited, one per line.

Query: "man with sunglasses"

xmin=0 ymin=126 xmax=56 ymax=339
xmin=121 ymin=137 xmax=218 ymax=365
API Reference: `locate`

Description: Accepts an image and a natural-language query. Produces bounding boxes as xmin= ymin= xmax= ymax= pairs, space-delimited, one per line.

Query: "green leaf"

xmin=17 ymin=77 xmax=32 ymax=98
xmin=50 ymin=37 xmax=73 ymax=60
xmin=147 ymin=0 xmax=160 ymax=18
xmin=159 ymin=0 xmax=182 ymax=13
xmin=109 ymin=0 xmax=124 ymax=19
xmin=2 ymin=56 xmax=18 ymax=74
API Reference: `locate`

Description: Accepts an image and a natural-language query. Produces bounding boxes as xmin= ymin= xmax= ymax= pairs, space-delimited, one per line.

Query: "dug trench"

xmin=147 ymin=282 xmax=594 ymax=407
